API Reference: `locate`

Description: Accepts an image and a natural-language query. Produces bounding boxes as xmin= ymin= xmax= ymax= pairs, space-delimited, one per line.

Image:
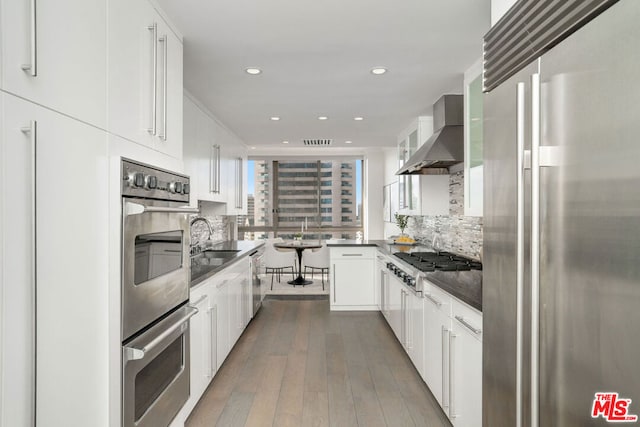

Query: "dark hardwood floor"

xmin=186 ymin=298 xmax=451 ymax=427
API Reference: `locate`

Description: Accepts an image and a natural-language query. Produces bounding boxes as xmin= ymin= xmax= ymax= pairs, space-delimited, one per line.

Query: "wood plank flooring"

xmin=186 ymin=298 xmax=451 ymax=427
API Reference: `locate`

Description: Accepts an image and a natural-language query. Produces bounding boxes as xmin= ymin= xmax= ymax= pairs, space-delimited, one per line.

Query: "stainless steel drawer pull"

xmin=189 ymin=295 xmax=208 ymax=306
xmin=21 ymin=0 xmax=37 ymax=76
xmin=163 ymin=249 xmax=182 ymax=253
xmin=425 ymin=294 xmax=442 ymax=307
xmin=454 ymin=315 xmax=481 ymax=335
xmin=342 ymin=253 xmax=363 ymax=257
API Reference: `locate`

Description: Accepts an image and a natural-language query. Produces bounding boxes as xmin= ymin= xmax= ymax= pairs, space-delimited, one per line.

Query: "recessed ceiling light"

xmin=282 ymin=140 xmax=289 ymax=144
xmin=354 ymin=117 xmax=364 ymax=121
xmin=345 ymin=140 xmax=353 ymax=144
xmin=270 ymin=116 xmax=280 ymax=121
xmin=245 ymin=67 xmax=261 ymax=75
xmin=371 ymin=67 xmax=387 ymax=75
xmin=318 ymin=116 xmax=328 ymax=121
xmin=250 ymin=146 xmax=256 ymax=149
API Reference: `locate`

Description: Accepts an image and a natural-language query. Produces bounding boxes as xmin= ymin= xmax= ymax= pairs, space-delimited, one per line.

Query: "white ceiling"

xmin=156 ymin=0 xmax=491 ymax=150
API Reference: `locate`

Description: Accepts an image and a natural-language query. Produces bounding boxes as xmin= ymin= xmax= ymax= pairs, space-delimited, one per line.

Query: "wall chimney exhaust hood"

xmin=396 ymin=94 xmax=463 ymax=175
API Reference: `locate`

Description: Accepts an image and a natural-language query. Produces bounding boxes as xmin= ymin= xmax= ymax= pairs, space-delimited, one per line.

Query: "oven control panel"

xmin=121 ymin=159 xmax=190 ymax=203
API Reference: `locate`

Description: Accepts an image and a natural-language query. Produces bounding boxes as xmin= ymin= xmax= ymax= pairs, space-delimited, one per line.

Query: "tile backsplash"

xmin=190 ymin=214 xmax=232 ymax=245
xmin=407 ymin=171 xmax=483 ymax=260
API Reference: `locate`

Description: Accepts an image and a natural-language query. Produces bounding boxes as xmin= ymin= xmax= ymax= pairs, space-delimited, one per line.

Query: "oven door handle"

xmin=124 ymin=306 xmax=198 ymax=361
xmin=124 ymin=201 xmax=200 ymax=216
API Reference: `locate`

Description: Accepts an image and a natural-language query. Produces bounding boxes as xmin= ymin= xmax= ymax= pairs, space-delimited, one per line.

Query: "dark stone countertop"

xmin=328 ymin=239 xmax=482 ymax=312
xmin=190 ymin=240 xmax=264 ymax=288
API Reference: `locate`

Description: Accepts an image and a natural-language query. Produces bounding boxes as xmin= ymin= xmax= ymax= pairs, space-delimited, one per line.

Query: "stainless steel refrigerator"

xmin=483 ymin=1 xmax=640 ymax=426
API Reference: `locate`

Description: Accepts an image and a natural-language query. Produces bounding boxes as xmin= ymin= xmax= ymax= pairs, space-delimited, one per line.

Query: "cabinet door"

xmin=386 ymin=275 xmax=403 ymax=340
xmin=108 ymin=0 xmax=182 ymax=158
xmin=183 ymin=97 xmax=227 ymax=204
xmin=407 ymin=292 xmax=424 ymax=377
xmin=154 ymin=18 xmax=183 ymax=159
xmin=188 ymin=287 xmax=211 ymax=402
xmin=0 ymin=0 xmax=107 ymax=127
xmin=2 ymin=93 xmax=109 ymax=423
xmin=423 ymin=291 xmax=452 ymax=407
xmin=450 ymin=321 xmax=482 ymax=427
xmin=108 ymin=0 xmax=159 ymax=147
xmin=331 ymin=258 xmax=375 ymax=307
xmin=213 ymin=278 xmax=230 ymax=368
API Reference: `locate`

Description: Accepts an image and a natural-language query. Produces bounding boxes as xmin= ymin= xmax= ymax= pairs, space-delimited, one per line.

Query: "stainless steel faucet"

xmin=190 ymin=217 xmax=213 ymax=245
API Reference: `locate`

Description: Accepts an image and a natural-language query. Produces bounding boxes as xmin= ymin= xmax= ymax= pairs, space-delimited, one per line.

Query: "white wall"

xmin=364 ymin=150 xmax=385 ymax=240
xmin=491 ymin=0 xmax=517 ymax=25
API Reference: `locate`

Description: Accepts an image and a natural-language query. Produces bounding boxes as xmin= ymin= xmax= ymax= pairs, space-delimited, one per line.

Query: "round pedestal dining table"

xmin=273 ymin=241 xmax=322 ymax=286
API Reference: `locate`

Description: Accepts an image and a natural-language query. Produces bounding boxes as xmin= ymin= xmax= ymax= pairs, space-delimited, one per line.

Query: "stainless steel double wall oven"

xmin=121 ymin=159 xmax=198 ymax=427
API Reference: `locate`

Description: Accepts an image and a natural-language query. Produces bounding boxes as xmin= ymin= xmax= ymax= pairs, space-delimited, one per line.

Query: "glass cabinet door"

xmin=464 ymin=60 xmax=484 ymax=216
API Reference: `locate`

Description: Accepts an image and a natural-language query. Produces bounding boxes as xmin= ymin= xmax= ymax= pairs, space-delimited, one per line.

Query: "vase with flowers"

xmin=394 ymin=213 xmax=415 ymax=244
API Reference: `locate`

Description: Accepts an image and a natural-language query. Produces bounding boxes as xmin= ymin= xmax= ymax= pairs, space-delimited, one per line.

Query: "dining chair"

xmin=302 ymin=244 xmax=330 ymax=289
xmin=262 ymin=242 xmax=296 ymax=289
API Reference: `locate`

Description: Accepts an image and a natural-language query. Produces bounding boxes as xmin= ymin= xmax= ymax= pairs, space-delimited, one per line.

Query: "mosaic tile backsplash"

xmin=190 ymin=214 xmax=232 ymax=246
xmin=407 ymin=171 xmax=483 ymax=260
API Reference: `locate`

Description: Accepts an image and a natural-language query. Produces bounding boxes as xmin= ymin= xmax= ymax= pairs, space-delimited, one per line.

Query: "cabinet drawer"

xmin=330 ymin=247 xmax=375 ymax=259
xmin=452 ymin=299 xmax=482 ymax=341
xmin=422 ymin=281 xmax=452 ymax=315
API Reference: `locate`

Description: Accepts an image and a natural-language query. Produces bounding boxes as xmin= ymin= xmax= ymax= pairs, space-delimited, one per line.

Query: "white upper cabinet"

xmin=184 ymin=94 xmax=248 ymax=212
xmin=464 ymin=58 xmax=484 ymax=217
xmin=225 ymin=142 xmax=248 ymax=216
xmin=108 ymin=0 xmax=183 ymax=159
xmin=0 ymin=0 xmax=107 ymax=128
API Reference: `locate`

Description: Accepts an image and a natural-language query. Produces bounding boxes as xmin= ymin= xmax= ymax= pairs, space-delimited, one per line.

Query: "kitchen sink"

xmin=191 ymin=249 xmax=240 ymax=267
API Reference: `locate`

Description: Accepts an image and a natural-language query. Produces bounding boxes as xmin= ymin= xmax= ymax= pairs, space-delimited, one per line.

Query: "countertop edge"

xmin=190 ymin=241 xmax=265 ymax=289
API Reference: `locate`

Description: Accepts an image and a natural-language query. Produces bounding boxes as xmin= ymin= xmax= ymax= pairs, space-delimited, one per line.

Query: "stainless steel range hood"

xmin=396 ymin=94 xmax=463 ymax=175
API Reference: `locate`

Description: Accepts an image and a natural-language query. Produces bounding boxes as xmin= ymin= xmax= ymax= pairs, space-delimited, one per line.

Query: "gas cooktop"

xmin=393 ymin=251 xmax=482 ymax=272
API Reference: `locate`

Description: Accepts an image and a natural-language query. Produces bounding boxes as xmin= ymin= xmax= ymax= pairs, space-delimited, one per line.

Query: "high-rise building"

xmin=252 ymin=160 xmax=358 ymax=231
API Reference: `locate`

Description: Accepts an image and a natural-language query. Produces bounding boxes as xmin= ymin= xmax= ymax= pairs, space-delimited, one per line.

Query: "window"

xmin=238 ymin=159 xmax=363 ymax=240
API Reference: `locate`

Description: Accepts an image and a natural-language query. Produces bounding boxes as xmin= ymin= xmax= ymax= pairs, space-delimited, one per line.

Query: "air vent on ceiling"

xmin=303 ymin=139 xmax=332 ymax=146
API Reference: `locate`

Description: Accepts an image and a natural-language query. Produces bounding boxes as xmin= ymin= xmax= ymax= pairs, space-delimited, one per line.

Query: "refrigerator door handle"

xmin=531 ymin=72 xmax=541 ymax=427
xmin=516 ymin=81 xmax=526 ymax=427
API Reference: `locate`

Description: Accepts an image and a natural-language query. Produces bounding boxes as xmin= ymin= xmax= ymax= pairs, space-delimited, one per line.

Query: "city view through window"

xmin=238 ymin=159 xmax=364 ymax=240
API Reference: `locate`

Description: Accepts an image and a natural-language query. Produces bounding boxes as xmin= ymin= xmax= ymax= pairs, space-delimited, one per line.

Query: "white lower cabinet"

xmin=187 ymin=286 xmax=212 ymax=407
xmin=329 ymin=247 xmax=376 ymax=310
xmin=387 ymin=273 xmax=424 ymax=376
xmin=423 ymin=285 xmax=452 ymax=407
xmin=449 ymin=300 xmax=483 ymax=427
xmin=422 ymin=282 xmax=482 ymax=426
xmin=175 ymin=257 xmax=253 ymax=425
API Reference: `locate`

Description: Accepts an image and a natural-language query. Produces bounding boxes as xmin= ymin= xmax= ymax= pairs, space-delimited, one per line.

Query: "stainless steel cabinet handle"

xmin=163 ymin=249 xmax=181 ymax=253
xmin=211 ymin=303 xmax=218 ymax=365
xmin=21 ymin=0 xmax=37 ymax=76
xmin=210 ymin=145 xmax=221 ymax=194
xmin=125 ymin=307 xmax=197 ymax=361
xmin=189 ymin=294 xmax=208 ymax=307
xmin=530 ymin=72 xmax=541 ymax=427
xmin=515 ymin=81 xmax=526 ymax=427
xmin=216 ymin=145 xmax=221 ymax=193
xmin=236 ymin=157 xmax=243 ymax=208
xmin=425 ymin=293 xmax=442 ymax=307
xmin=147 ymin=23 xmax=158 ymax=135
xmin=333 ymin=265 xmax=337 ymax=302
xmin=449 ymin=332 xmax=458 ymax=419
xmin=442 ymin=326 xmax=449 ymax=410
xmin=159 ymin=35 xmax=168 ymax=141
xmin=21 ymin=121 xmax=37 ymax=427
xmin=454 ymin=315 xmax=481 ymax=335
xmin=341 ymin=253 xmax=363 ymax=257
